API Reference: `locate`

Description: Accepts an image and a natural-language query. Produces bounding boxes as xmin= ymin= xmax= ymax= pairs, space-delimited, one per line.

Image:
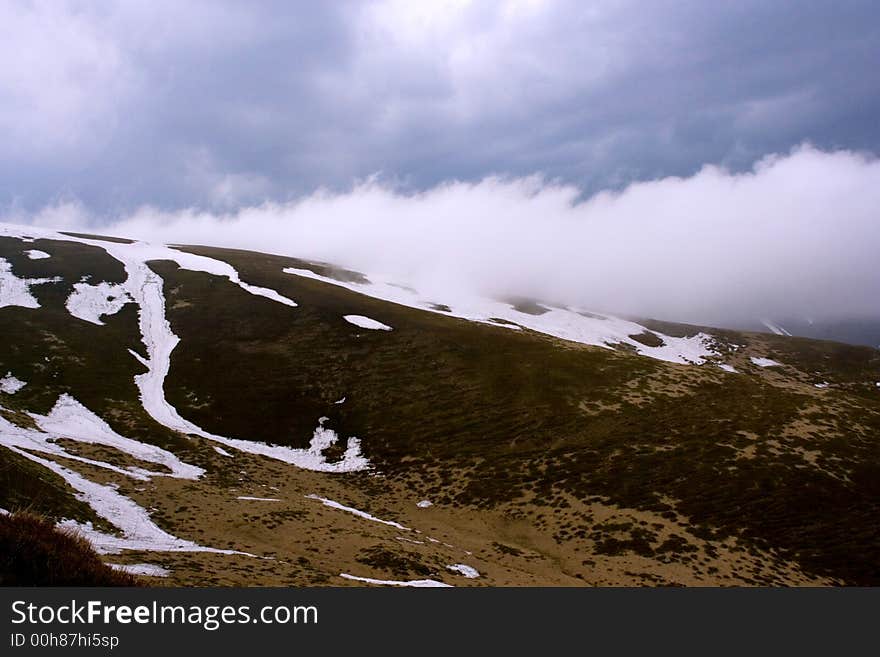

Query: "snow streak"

xmin=343 ymin=314 xmax=393 ymax=330
xmin=340 ymin=573 xmax=451 ymax=587
xmin=283 ymin=267 xmax=716 ymax=364
xmin=306 ymin=494 xmax=409 ymax=530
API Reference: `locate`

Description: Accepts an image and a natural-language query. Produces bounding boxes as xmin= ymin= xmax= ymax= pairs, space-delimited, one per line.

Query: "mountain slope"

xmin=2 ymin=223 xmax=879 ymax=586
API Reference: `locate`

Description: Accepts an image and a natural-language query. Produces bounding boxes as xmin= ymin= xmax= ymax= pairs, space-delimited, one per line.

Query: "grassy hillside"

xmin=165 ymin=245 xmax=880 ymax=584
xmin=2 ymin=232 xmax=879 ymax=585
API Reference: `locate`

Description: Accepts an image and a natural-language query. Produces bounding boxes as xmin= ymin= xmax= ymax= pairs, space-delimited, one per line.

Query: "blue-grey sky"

xmin=2 ymin=0 xmax=879 ymax=213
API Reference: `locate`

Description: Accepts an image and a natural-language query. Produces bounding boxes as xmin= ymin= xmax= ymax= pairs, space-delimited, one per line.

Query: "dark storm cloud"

xmin=1 ymin=0 xmax=879 ymax=212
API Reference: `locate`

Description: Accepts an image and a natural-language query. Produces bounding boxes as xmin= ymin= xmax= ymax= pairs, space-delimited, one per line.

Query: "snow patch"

xmin=0 ymin=257 xmax=61 ymax=309
xmin=306 ymin=494 xmax=409 ymax=530
xmin=213 ymin=445 xmax=233 ymax=457
xmin=1 ymin=373 xmax=26 ymax=394
xmin=416 ymin=500 xmax=433 ymax=508
xmin=65 ymin=281 xmax=132 ymax=325
xmin=340 ymin=573 xmax=451 ymax=587
xmin=109 ymin=563 xmax=170 ymax=577
xmin=343 ymin=314 xmax=393 ymax=331
xmin=751 ymin=357 xmax=782 ymax=368
xmin=447 ymin=563 xmax=480 ymax=578
xmin=717 ymin=364 xmax=737 ymax=373
xmin=237 ymin=281 xmax=298 ymax=307
xmin=236 ymin=496 xmax=281 ymax=502
xmin=25 ymin=250 xmax=51 ymax=260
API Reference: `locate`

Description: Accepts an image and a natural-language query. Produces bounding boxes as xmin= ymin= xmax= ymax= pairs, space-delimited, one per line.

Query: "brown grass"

xmin=0 ymin=512 xmax=138 ymax=586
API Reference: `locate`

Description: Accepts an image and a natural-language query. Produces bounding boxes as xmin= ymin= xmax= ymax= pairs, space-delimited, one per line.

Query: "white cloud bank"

xmin=8 ymin=145 xmax=880 ymax=327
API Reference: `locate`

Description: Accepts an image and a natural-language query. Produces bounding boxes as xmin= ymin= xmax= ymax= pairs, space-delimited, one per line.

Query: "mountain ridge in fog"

xmin=6 ymin=145 xmax=879 ymax=339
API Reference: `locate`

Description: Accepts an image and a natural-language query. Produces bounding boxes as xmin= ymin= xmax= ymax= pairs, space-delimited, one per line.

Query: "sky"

xmin=2 ymin=1 xmax=879 ymax=326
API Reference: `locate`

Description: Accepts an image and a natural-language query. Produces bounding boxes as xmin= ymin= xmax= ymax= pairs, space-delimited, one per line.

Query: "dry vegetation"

xmin=0 ymin=512 xmax=138 ymax=586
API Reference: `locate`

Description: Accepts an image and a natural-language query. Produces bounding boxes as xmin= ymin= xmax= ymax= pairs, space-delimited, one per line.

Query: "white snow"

xmin=750 ymin=356 xmax=782 ymax=368
xmin=32 ymin=394 xmax=203 ymax=480
xmin=0 ymin=411 xmax=165 ymax=482
xmin=65 ymin=281 xmax=132 ymax=325
xmin=340 ymin=573 xmax=451 ymax=587
xmin=306 ymin=494 xmax=410 ymax=530
xmin=154 ymin=415 xmax=368 ymax=472
xmin=213 ymin=445 xmax=233 ymax=457
xmin=0 ymin=256 xmax=61 ymax=309
xmin=139 ymin=242 xmax=298 ymax=307
xmin=0 ymin=373 xmax=26 ymax=394
xmin=283 ymin=267 xmax=718 ymax=365
xmin=447 ymin=563 xmax=480 ymax=578
xmin=109 ymin=563 xmax=170 ymax=577
xmin=761 ymin=319 xmax=792 ymax=336
xmin=0 ymin=388 xmax=242 ymax=554
xmin=0 ymin=443 xmax=243 ymax=554
xmin=1 ymin=223 xmax=297 ymax=307
xmin=343 ymin=314 xmax=393 ymax=331
xmin=334 ymin=397 xmax=346 ymax=404
xmin=237 ymin=281 xmax=298 ymax=307
xmin=0 ymin=507 xmax=9 ymax=515
xmin=236 ymin=496 xmax=281 ymax=502
xmin=25 ymin=250 xmax=51 ymax=260
xmin=416 ymin=500 xmax=433 ymax=508
xmin=717 ymin=364 xmax=737 ymax=373
xmin=814 ymin=382 xmax=829 ymax=389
